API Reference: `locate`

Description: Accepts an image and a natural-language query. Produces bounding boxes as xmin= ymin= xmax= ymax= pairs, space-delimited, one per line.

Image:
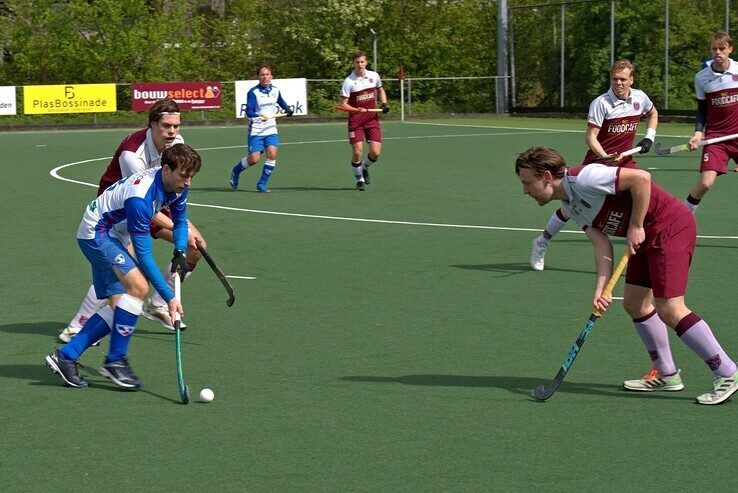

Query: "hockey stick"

xmin=196 ymin=240 xmax=235 ymax=307
xmin=334 ymin=105 xmax=383 ymax=113
xmin=654 ymin=132 xmax=738 ymax=155
xmin=602 ymin=145 xmax=642 ymax=161
xmin=173 ymin=269 xmax=190 ymax=405
xmin=533 ymin=250 xmax=630 ymax=401
xmin=258 ymin=112 xmax=289 ymax=121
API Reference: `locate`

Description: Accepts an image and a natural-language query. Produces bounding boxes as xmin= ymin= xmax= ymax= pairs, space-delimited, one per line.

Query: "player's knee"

xmin=127 ymin=280 xmax=149 ymax=300
xmin=621 ymin=298 xmax=645 ymax=318
xmin=698 ymin=181 xmax=713 ymax=193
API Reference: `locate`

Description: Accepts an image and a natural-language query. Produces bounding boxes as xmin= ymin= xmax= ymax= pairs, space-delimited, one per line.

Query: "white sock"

xmin=69 ymin=284 xmax=107 ymax=328
xmin=684 ymin=199 xmax=699 ymax=213
xmin=540 ymin=210 xmax=568 ymax=242
xmin=362 ymin=155 xmax=377 ymax=168
xmin=351 ymin=162 xmax=363 ymax=181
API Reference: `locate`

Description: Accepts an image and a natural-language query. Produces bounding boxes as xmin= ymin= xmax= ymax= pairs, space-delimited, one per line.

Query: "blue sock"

xmin=232 ymin=162 xmax=244 ymax=175
xmin=60 ymin=307 xmax=113 ymax=360
xmin=258 ymin=163 xmax=275 ymax=184
xmin=107 ymin=295 xmax=143 ymax=362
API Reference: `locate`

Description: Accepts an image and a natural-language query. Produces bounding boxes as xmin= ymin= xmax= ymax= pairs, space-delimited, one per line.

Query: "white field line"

xmin=48 ymin=131 xmax=738 ymax=240
xmin=226 ymin=275 xmax=256 ymax=280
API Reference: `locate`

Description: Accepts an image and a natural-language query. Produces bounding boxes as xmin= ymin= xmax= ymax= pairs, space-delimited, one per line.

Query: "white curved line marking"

xmin=48 ymin=134 xmax=738 ymax=240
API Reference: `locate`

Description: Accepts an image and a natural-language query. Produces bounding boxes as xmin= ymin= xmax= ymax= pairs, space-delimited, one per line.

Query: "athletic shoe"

xmin=530 ymin=238 xmax=548 ymax=271
xmin=356 ymin=180 xmax=366 ymax=191
xmin=362 ymin=167 xmax=371 ymax=185
xmin=229 ymin=165 xmax=241 ymax=190
xmin=623 ymin=368 xmax=684 ymax=391
xmin=99 ymin=357 xmax=142 ymax=389
xmin=696 ymin=369 xmax=738 ymax=405
xmin=44 ymin=349 xmax=88 ymax=388
xmin=58 ymin=325 xmax=81 ymax=343
xmin=256 ymin=182 xmax=271 ymax=193
xmin=142 ymin=300 xmax=186 ymax=331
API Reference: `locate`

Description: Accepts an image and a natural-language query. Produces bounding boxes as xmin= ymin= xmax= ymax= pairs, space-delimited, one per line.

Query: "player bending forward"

xmin=45 ymin=144 xmax=201 ymax=389
xmin=516 ymin=146 xmax=738 ymax=405
xmin=338 ymin=50 xmax=389 ymax=191
xmin=530 ymin=60 xmax=658 ymax=270
xmin=58 ymin=98 xmax=207 ymax=342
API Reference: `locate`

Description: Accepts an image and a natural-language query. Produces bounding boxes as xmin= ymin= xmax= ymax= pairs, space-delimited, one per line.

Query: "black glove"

xmin=381 ymin=103 xmax=390 ymax=114
xmin=171 ymin=250 xmax=188 ymax=281
xmin=636 ymin=138 xmax=653 ymax=154
xmin=286 ymin=109 xmax=294 ymax=117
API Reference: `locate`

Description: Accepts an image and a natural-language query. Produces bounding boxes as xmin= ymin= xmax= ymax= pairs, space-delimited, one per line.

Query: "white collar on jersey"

xmin=708 ymin=58 xmax=738 ymax=76
xmin=606 ymin=87 xmax=632 ymax=106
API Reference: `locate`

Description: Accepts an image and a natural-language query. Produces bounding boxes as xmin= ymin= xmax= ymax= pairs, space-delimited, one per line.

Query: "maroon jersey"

xmin=340 ymin=69 xmax=382 ymax=129
xmin=583 ymin=87 xmax=654 ymax=167
xmin=562 ymin=164 xmax=690 ymax=247
xmin=695 ymin=59 xmax=738 ymax=138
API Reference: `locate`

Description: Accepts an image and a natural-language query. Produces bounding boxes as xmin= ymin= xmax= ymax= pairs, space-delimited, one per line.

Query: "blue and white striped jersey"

xmin=77 ymin=167 xmax=189 ymax=301
xmin=245 ymin=83 xmax=291 ymax=137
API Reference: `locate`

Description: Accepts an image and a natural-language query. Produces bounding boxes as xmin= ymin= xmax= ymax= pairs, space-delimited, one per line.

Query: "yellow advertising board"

xmin=23 ymin=84 xmax=116 ymax=114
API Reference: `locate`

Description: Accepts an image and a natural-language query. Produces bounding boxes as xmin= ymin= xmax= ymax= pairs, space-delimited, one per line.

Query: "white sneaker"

xmin=142 ymin=300 xmax=186 ymax=331
xmin=624 ymin=368 xmax=684 ymax=391
xmin=696 ymin=369 xmax=738 ymax=405
xmin=58 ymin=325 xmax=81 ymax=343
xmin=530 ymin=238 xmax=548 ymax=271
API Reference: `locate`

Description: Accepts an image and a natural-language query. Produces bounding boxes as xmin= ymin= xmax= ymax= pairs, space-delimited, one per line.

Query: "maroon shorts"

xmin=625 ymin=212 xmax=696 ymax=298
xmin=699 ymin=139 xmax=738 ymax=174
xmin=348 ymin=121 xmax=382 ymax=145
xmin=150 ymin=208 xmax=172 ymax=238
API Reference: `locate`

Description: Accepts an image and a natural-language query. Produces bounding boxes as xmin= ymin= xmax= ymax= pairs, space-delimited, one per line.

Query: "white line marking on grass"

xmin=406 ymin=121 xmax=696 ymax=140
xmin=611 ymin=296 xmax=624 ymax=300
xmin=48 ymin=137 xmax=738 ymax=240
xmin=197 ymin=130 xmax=567 ymax=152
xmin=227 ymin=275 xmax=257 ymax=280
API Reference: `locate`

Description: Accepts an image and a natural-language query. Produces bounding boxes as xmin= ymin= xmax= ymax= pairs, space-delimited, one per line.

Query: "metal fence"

xmin=508 ymin=0 xmax=736 ymax=111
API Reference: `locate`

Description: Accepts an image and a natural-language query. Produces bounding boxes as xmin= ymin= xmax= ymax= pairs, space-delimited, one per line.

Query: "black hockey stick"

xmin=533 ymin=251 xmax=630 ymax=401
xmin=196 ymin=240 xmax=235 ymax=307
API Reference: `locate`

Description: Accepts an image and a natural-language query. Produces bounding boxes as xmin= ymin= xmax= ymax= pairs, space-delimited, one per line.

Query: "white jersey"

xmin=98 ymin=127 xmax=184 ymax=194
xmin=245 ymin=83 xmax=291 ymax=137
xmin=78 ymin=167 xmax=188 ymax=245
xmin=694 ymin=59 xmax=738 ymax=137
xmin=583 ymin=87 xmax=653 ymax=165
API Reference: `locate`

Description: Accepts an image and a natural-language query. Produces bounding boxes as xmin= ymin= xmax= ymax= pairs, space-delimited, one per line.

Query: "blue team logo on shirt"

xmin=114 ymin=254 xmax=126 ymax=265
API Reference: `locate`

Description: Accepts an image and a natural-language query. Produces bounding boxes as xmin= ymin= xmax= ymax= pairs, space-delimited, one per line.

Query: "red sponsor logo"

xmin=131 ymin=82 xmax=222 ymax=111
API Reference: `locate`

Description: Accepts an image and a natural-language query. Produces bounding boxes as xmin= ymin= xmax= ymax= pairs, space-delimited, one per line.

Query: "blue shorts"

xmin=78 ymin=236 xmax=138 ymax=299
xmin=248 ymin=134 xmax=279 ymax=154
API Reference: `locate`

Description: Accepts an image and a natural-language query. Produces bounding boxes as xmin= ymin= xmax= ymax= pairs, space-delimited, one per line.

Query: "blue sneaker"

xmin=256 ymin=181 xmax=271 ymax=193
xmin=229 ymin=165 xmax=241 ymax=190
